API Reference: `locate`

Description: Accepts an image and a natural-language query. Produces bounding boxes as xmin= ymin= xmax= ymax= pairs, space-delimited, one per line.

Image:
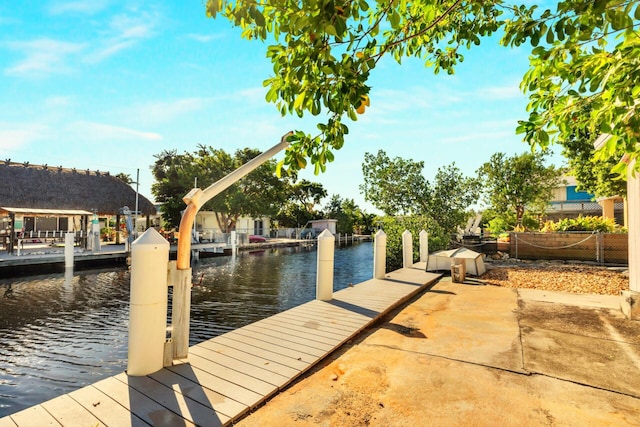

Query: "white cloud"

xmin=185 ymin=33 xmax=224 ymax=43
xmin=48 ymin=0 xmax=110 ymax=15
xmin=122 ymin=98 xmax=211 ymax=126
xmin=85 ymin=12 xmax=158 ymax=63
xmin=0 ymin=123 xmax=48 ymax=151
xmin=4 ymin=39 xmax=86 ymax=76
xmin=475 ymin=84 xmax=522 ymax=100
xmin=71 ymin=121 xmax=162 ymax=141
xmin=44 ymin=96 xmax=75 ymax=108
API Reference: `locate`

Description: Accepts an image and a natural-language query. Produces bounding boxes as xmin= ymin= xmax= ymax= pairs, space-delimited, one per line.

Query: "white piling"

xmin=127 ymin=228 xmax=169 ymax=376
xmin=402 ymin=230 xmax=413 ymax=268
xmin=419 ymin=230 xmax=429 ymax=262
xmin=316 ymin=229 xmax=335 ymax=301
xmin=373 ymin=229 xmax=387 ymax=279
xmin=64 ymin=232 xmax=74 ymax=268
xmin=231 ymin=230 xmax=237 ymax=257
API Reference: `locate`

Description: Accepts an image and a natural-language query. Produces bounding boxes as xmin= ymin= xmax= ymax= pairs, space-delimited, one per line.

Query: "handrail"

xmin=176 ymin=132 xmax=292 ymax=270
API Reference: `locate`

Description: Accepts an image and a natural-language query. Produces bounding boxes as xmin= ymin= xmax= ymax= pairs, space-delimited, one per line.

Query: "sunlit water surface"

xmin=0 ymin=242 xmax=372 ymax=417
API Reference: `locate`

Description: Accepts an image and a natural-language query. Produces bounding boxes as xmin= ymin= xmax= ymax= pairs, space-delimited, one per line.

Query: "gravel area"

xmin=481 ymin=261 xmax=629 ymax=295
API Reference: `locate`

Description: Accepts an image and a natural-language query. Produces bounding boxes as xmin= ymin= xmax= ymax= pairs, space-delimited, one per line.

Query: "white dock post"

xmin=127 ymin=228 xmax=169 ymax=376
xmin=64 ymin=232 xmax=74 ymax=268
xmin=419 ymin=230 xmax=429 ymax=262
xmin=402 ymin=230 xmax=413 ymax=268
xmin=316 ymin=229 xmax=335 ymax=301
xmin=231 ymin=230 xmax=237 ymax=257
xmin=373 ymin=229 xmax=387 ymax=279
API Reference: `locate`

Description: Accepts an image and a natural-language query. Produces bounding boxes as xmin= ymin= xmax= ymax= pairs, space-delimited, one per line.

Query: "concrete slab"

xmin=364 ymin=279 xmax=525 ymax=373
xmin=518 ymin=288 xmax=621 ymax=309
xmin=519 ymin=299 xmax=640 ymax=397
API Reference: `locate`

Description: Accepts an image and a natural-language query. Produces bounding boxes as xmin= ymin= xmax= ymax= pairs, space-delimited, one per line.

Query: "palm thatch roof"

xmin=0 ymin=162 xmax=156 ymax=216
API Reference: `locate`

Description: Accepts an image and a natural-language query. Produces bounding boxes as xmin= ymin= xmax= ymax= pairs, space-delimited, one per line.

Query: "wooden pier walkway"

xmin=0 ymin=265 xmax=440 ymax=427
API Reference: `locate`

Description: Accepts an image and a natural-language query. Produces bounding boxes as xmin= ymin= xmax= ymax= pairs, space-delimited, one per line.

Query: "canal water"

xmin=0 ymin=242 xmax=373 ymax=417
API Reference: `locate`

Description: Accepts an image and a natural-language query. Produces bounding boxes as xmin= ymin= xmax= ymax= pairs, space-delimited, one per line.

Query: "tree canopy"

xmin=360 ymin=150 xmax=479 ymax=234
xmin=275 ymin=179 xmax=327 ymax=227
xmin=151 ymin=145 xmax=288 ymax=231
xmin=477 ymin=151 xmax=563 ymax=227
xmin=206 ymin=0 xmax=640 ymax=176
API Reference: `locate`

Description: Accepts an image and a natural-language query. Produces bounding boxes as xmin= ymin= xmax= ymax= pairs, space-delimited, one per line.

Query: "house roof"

xmin=0 ymin=162 xmax=156 ymax=216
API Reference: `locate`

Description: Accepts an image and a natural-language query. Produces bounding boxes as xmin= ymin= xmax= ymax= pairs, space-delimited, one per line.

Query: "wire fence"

xmin=509 ymin=232 xmax=628 ymax=265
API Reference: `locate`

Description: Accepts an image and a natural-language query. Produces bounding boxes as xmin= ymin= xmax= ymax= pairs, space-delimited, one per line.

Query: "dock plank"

xmin=92 ymin=376 xmax=194 ymax=427
xmin=185 ymin=353 xmax=278 ymax=397
xmin=68 ymin=384 xmax=149 ymax=427
xmin=41 ymin=394 xmax=105 ymax=427
xmin=195 ymin=340 xmax=301 ymax=378
xmin=206 ymin=335 xmax=311 ymax=371
xmin=0 ymin=416 xmax=17 ymax=427
xmin=189 ymin=345 xmax=290 ymax=388
xmin=167 ymin=362 xmax=265 ymax=408
xmin=221 ymin=331 xmax=320 ymax=362
xmin=7 ymin=406 xmax=60 ymax=427
xmin=116 ymin=373 xmax=227 ymax=427
xmin=240 ymin=322 xmax=338 ymax=351
xmin=247 ymin=320 xmax=348 ymax=346
xmin=1 ymin=267 xmax=441 ymax=427
xmin=149 ymin=368 xmax=245 ymax=420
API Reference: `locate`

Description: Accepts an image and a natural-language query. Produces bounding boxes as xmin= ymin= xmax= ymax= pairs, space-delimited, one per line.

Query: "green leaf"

xmin=325 ymin=24 xmax=337 ymax=36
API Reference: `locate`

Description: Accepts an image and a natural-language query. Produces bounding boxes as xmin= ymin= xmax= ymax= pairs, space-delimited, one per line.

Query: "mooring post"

xmin=127 ymin=228 xmax=169 ymax=376
xmin=64 ymin=232 xmax=74 ymax=268
xmin=402 ymin=230 xmax=413 ymax=268
xmin=316 ymin=229 xmax=335 ymax=301
xmin=419 ymin=230 xmax=429 ymax=262
xmin=373 ymin=229 xmax=387 ymax=279
xmin=231 ymin=230 xmax=237 ymax=257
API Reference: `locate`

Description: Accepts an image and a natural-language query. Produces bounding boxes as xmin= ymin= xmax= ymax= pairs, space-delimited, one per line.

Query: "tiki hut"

xmin=0 ymin=161 xmax=156 ymax=251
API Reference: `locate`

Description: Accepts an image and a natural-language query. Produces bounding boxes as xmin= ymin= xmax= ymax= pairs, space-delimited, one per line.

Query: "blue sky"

xmin=0 ymin=1 xmax=564 ymax=214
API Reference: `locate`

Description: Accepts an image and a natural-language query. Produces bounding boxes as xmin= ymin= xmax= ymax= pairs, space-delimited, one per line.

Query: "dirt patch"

xmin=481 ymin=263 xmax=629 ymax=295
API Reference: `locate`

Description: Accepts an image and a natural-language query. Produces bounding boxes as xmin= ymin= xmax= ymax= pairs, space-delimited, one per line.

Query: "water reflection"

xmin=0 ymin=242 xmax=372 ymax=417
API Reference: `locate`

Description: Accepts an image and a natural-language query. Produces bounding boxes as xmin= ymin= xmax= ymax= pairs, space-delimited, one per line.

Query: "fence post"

xmin=373 ymin=230 xmax=387 ymax=279
xmin=419 ymin=230 xmax=429 ymax=262
xmin=128 ymin=228 xmax=169 ymax=376
xmin=402 ymin=230 xmax=413 ymax=268
xmin=316 ymin=229 xmax=335 ymax=301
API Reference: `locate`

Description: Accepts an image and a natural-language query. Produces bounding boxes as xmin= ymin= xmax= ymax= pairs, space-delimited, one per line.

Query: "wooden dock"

xmin=0 ymin=265 xmax=440 ymax=427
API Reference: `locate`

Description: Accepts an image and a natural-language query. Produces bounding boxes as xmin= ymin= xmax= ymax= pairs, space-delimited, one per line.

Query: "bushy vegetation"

xmin=380 ymin=215 xmax=448 ymax=272
xmin=540 ymin=216 xmax=625 ymax=233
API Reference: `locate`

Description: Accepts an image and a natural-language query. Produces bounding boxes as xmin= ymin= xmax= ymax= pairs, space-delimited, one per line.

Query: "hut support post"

xmin=316 ymin=229 xmax=335 ymax=301
xmin=402 ymin=230 xmax=413 ymax=268
xmin=373 ymin=230 xmax=387 ymax=279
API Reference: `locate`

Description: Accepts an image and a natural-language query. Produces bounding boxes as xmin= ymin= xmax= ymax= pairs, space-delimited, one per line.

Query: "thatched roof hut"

xmin=0 ymin=162 xmax=156 ymax=215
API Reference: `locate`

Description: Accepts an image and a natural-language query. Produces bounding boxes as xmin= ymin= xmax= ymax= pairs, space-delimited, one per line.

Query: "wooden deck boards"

xmin=2 ymin=266 xmax=440 ymax=426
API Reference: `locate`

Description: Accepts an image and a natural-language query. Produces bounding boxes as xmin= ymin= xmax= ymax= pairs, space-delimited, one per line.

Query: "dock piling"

xmin=373 ymin=230 xmax=387 ymax=279
xmin=127 ymin=228 xmax=169 ymax=376
xmin=316 ymin=229 xmax=335 ymax=301
xmin=402 ymin=230 xmax=413 ymax=268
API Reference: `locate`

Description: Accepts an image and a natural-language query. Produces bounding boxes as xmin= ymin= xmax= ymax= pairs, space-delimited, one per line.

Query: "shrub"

xmin=540 ymin=216 xmax=623 ymax=233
